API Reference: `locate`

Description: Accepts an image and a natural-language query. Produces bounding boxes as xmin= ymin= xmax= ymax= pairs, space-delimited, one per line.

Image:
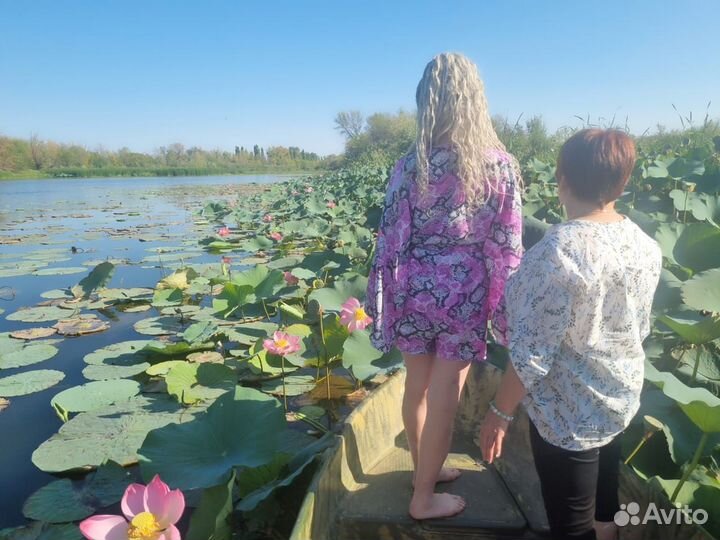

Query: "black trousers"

xmin=529 ymin=422 xmax=621 ymax=540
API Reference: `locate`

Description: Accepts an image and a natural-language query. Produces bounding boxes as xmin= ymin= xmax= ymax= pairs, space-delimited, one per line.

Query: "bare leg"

xmin=402 ymin=353 xmax=463 ymax=485
xmin=409 ymin=358 xmax=471 ymax=520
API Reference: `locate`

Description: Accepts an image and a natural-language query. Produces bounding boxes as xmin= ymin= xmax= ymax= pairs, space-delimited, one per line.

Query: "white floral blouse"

xmin=505 ymin=218 xmax=662 ymax=450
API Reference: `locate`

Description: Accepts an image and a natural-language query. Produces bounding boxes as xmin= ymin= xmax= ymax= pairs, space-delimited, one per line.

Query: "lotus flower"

xmin=305 ymin=186 xmax=314 ymax=193
xmin=263 ymin=331 xmax=301 ymax=356
xmin=79 ymin=475 xmax=184 ymax=540
xmin=283 ymin=271 xmax=299 ymax=285
xmin=217 ymin=226 xmax=230 ymax=237
xmin=269 ymin=231 xmax=283 ymax=242
xmin=291 ymin=191 xmax=299 ymax=196
xmin=221 ymin=256 xmax=232 ymax=265
xmin=340 ymin=297 xmax=373 ymax=332
xmin=262 ymin=214 xmax=273 ymax=223
xmin=326 ymin=200 xmax=336 ymax=209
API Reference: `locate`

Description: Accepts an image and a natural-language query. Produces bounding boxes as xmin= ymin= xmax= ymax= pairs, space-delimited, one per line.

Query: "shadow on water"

xmin=0 ymin=175 xmax=284 ymax=527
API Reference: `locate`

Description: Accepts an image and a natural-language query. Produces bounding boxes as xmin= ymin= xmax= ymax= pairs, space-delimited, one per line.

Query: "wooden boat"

xmin=290 ymin=363 xmax=713 ymax=540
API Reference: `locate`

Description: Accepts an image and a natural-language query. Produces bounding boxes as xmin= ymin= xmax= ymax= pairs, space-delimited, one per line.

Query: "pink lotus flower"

xmin=340 ymin=297 xmax=373 ymax=332
xmin=221 ymin=256 xmax=232 ymax=265
xmin=326 ymin=200 xmax=336 ymax=209
xmin=269 ymin=231 xmax=283 ymax=242
xmin=79 ymin=475 xmax=184 ymax=540
xmin=291 ymin=191 xmax=299 ymax=196
xmin=263 ymin=331 xmax=301 ymax=356
xmin=283 ymin=271 xmax=299 ymax=286
xmin=262 ymin=214 xmax=273 ymax=223
xmin=305 ymin=186 xmax=314 ymax=193
xmin=217 ymin=226 xmax=230 ymax=237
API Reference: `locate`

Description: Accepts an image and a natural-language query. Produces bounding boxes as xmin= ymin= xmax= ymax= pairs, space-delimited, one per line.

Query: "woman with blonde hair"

xmin=367 ymin=52 xmax=523 ymax=519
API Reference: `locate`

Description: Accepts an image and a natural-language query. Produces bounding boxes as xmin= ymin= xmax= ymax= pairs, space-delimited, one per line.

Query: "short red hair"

xmin=556 ymin=129 xmax=636 ymax=205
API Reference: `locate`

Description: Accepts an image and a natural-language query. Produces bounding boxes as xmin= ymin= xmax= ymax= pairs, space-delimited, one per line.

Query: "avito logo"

xmin=614 ymin=502 xmax=708 ymax=527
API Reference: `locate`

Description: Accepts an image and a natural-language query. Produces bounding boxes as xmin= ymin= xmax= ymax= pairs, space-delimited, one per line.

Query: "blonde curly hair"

xmin=414 ymin=52 xmax=517 ymax=205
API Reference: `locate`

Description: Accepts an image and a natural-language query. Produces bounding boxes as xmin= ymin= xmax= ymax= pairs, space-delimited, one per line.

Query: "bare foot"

xmin=409 ymin=492 xmax=466 ymax=520
xmin=412 ymin=467 xmax=462 ymax=487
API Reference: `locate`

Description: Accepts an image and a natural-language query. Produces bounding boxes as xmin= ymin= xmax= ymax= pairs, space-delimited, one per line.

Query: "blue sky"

xmin=1 ymin=0 xmax=718 ymax=156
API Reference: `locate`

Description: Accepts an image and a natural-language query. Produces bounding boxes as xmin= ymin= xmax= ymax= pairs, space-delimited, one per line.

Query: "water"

xmin=0 ymin=175 xmax=287 ymax=527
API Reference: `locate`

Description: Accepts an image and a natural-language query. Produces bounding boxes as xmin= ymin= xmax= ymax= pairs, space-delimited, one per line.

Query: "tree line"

xmin=333 ymin=109 xmax=720 ymax=170
xmin=0 ymin=136 xmax=331 ymax=178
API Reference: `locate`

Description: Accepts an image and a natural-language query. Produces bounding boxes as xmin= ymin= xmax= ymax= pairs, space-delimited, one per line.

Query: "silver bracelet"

xmin=489 ymin=400 xmax=515 ymax=422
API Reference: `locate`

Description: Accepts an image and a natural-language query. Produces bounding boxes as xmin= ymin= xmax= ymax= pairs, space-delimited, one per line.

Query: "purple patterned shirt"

xmin=367 ymin=147 xmax=523 ymax=362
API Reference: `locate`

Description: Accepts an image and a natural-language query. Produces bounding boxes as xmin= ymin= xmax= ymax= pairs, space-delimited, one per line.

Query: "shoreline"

xmin=0 ymin=170 xmax=321 ymax=182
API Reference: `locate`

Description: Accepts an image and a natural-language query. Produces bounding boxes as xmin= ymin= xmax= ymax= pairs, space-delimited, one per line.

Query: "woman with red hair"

xmin=480 ymin=129 xmax=662 ymax=540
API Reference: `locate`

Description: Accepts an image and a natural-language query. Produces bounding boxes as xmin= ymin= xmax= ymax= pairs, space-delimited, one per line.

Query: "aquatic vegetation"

xmin=1 ymin=141 xmax=718 ymax=538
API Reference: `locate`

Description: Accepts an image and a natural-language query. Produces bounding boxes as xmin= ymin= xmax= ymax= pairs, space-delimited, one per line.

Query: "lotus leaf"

xmin=51 ymin=380 xmax=140 ymax=416
xmin=342 ymin=329 xmax=402 ymax=380
xmin=32 ymin=395 xmax=198 ymax=473
xmin=0 ymin=370 xmax=65 ymax=397
xmin=70 ymin=262 xmax=115 ymax=299
xmin=138 ymin=386 xmax=285 ymax=490
xmin=0 ymin=343 xmax=59 ymax=370
xmin=645 ymin=362 xmax=720 ymax=433
xmin=681 ymin=268 xmax=720 ymax=313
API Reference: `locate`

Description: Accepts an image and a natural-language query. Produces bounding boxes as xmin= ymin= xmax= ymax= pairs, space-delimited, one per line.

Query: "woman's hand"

xmin=479 ymin=411 xmax=510 ymax=464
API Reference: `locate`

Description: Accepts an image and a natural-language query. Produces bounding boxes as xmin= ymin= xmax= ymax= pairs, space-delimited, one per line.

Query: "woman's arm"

xmin=479 ymin=362 xmax=527 ymax=463
xmin=480 ymin=238 xmax=573 ymax=463
xmin=484 ymin=165 xmax=523 ymax=346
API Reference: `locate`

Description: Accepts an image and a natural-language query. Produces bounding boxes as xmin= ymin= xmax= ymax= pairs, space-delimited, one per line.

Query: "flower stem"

xmin=624 ymin=432 xmax=654 ymax=465
xmin=281 ymin=355 xmax=288 ymax=412
xmin=325 ymin=364 xmax=331 ymax=401
xmin=671 ymin=432 xmax=708 ymax=502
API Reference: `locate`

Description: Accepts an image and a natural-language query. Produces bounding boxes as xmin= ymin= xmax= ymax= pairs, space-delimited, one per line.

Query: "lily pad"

xmin=22 ymin=479 xmax=95 ymax=523
xmin=7 ymin=305 xmax=77 ymax=323
xmin=166 ymin=362 xmax=236 ymax=404
xmin=51 ymin=380 xmax=141 ymax=416
xmin=342 ymin=329 xmax=402 ymax=380
xmin=152 ymin=287 xmax=184 ymax=307
xmin=71 ymin=262 xmax=115 ymax=299
xmin=139 ymin=386 xmax=285 ymax=490
xmin=32 ymin=395 xmax=200 ymax=473
xmin=84 ymin=340 xmax=153 ymax=365
xmin=260 ymin=374 xmax=316 ymax=396
xmin=33 ymin=267 xmax=87 ymax=276
xmin=0 ymin=370 xmax=65 ymax=397
xmin=54 ymin=317 xmax=110 ymax=336
xmin=645 ymin=361 xmax=720 ymax=433
xmin=187 ymin=351 xmax=224 ymax=363
xmin=681 ymin=268 xmax=720 ymax=313
xmin=146 ymin=360 xmax=187 ymax=376
xmin=0 ymin=343 xmax=59 ymax=370
xmin=308 ymin=275 xmax=368 ymax=312
xmin=133 ymin=316 xmax=186 ymax=336
xmin=0 ymin=522 xmax=82 ymax=540
xmin=9 ymin=327 xmax=57 ymax=340
xmin=99 ymin=288 xmax=154 ymax=301
xmin=82 ymin=362 xmax=151 ymax=381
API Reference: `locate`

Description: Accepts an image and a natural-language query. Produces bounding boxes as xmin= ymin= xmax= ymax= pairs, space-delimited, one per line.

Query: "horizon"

xmin=1 ymin=0 xmax=719 ymax=156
